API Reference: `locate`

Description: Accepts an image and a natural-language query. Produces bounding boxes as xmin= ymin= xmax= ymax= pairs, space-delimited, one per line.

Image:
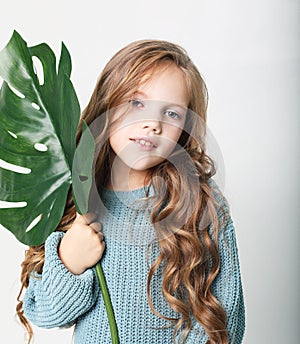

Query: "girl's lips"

xmin=130 ymin=137 xmax=157 ymax=148
xmin=130 ymin=137 xmax=157 ymax=151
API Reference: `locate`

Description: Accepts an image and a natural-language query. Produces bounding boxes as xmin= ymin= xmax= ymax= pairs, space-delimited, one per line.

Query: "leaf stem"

xmin=95 ymin=262 xmax=119 ymax=343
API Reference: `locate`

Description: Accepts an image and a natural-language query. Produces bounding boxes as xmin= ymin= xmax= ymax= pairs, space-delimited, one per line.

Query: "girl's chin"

xmin=127 ymin=158 xmax=164 ymax=172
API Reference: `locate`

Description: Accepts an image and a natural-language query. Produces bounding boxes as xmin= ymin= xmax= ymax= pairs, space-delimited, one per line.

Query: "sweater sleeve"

xmin=185 ymin=187 xmax=245 ymax=344
xmin=210 ymin=179 xmax=245 ymax=343
xmin=185 ymin=219 xmax=245 ymax=344
xmin=212 ymin=219 xmax=245 ymax=343
xmin=23 ymin=231 xmax=100 ymax=328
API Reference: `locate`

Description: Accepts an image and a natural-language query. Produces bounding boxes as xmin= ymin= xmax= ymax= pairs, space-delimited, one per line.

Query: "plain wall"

xmin=0 ymin=1 xmax=299 ymax=343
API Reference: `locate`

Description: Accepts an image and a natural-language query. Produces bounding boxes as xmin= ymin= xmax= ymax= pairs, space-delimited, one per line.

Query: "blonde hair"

xmin=17 ymin=39 xmax=229 ymax=343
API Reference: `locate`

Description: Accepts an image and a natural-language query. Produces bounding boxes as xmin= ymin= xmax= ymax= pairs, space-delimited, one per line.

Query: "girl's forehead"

xmin=135 ymin=64 xmax=189 ymax=107
xmin=139 ymin=62 xmax=184 ymax=84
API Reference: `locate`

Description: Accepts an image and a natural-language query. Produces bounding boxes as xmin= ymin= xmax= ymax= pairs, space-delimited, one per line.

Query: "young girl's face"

xmin=109 ymin=63 xmax=189 ymax=184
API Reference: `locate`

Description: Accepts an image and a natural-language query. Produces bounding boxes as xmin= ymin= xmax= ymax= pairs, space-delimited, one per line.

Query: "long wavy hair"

xmin=17 ymin=39 xmax=229 ymax=343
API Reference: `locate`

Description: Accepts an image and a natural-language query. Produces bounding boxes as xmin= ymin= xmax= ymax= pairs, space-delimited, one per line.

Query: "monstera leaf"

xmin=0 ymin=30 xmax=89 ymax=245
xmin=0 ymin=31 xmax=118 ymax=343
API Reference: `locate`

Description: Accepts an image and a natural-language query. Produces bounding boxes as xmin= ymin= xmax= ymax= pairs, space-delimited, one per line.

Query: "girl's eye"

xmin=129 ymin=98 xmax=144 ymax=108
xmin=164 ymin=110 xmax=181 ymax=119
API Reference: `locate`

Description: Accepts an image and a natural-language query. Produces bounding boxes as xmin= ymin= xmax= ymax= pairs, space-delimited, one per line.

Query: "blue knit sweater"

xmin=23 ymin=182 xmax=245 ymax=343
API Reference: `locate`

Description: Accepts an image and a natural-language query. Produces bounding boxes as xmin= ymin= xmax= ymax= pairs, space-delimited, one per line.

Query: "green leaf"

xmin=0 ymin=31 xmax=80 ymax=245
xmin=0 ymin=31 xmax=119 ymax=343
xmin=58 ymin=42 xmax=72 ymax=79
xmin=72 ymin=120 xmax=95 ymax=215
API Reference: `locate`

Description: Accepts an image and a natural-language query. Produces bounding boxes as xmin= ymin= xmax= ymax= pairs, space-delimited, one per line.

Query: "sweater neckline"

xmin=101 ymin=184 xmax=153 ymax=198
xmin=99 ymin=184 xmax=155 ymax=211
xmin=98 ymin=184 xmax=157 ymax=245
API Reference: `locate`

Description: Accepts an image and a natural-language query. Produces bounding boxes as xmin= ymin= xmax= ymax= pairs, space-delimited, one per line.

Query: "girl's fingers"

xmin=75 ymin=212 xmax=98 ymax=225
xmin=98 ymin=232 xmax=104 ymax=242
xmin=89 ymin=222 xmax=102 ymax=233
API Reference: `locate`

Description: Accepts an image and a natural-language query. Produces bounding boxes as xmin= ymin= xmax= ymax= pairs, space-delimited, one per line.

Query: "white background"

xmin=0 ymin=0 xmax=299 ymax=343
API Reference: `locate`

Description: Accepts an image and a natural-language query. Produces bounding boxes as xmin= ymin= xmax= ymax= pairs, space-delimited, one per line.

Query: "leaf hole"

xmin=79 ymin=175 xmax=88 ymax=182
xmin=32 ymin=56 xmax=45 ymax=86
xmin=34 ymin=143 xmax=48 ymax=152
xmin=0 ymin=158 xmax=31 ymax=174
xmin=8 ymin=130 xmax=18 ymax=139
xmin=0 ymin=200 xmax=27 ymax=209
xmin=26 ymin=213 xmax=43 ymax=233
xmin=7 ymin=84 xmax=25 ymax=99
xmin=31 ymin=102 xmax=40 ymax=111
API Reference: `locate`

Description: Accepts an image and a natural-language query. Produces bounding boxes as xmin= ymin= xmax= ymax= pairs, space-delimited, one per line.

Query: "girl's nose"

xmin=141 ymin=119 xmax=162 ymax=134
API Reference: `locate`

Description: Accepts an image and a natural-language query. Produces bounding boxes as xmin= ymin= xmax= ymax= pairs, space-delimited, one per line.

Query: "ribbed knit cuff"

xmin=44 ymin=231 xmax=95 ymax=280
xmin=23 ymin=231 xmax=100 ymax=328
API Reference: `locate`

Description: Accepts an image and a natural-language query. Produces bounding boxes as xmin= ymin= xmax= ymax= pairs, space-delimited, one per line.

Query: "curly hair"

xmin=17 ymin=39 xmax=229 ymax=344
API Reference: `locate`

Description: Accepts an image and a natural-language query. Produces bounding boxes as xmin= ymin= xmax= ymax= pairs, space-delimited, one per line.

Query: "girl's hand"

xmin=58 ymin=212 xmax=105 ymax=275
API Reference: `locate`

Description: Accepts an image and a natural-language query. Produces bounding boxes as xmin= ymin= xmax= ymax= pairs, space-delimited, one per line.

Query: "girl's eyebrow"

xmin=133 ymin=91 xmax=187 ymax=110
xmin=133 ymin=91 xmax=148 ymax=98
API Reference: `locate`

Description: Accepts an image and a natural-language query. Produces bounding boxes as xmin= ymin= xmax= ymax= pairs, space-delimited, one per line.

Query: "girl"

xmin=17 ymin=40 xmax=245 ymax=343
